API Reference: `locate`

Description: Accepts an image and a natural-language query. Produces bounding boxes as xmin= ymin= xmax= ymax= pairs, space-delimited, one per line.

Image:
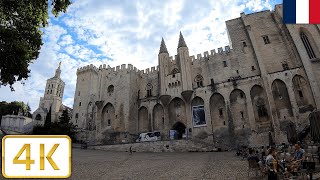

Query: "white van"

xmin=136 ymin=131 xmax=161 ymax=142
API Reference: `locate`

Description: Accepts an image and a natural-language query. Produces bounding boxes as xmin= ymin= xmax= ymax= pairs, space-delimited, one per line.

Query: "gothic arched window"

xmin=301 ymin=32 xmax=316 ymax=59
xmin=146 ymin=83 xmax=153 ymax=97
xmin=195 ymin=74 xmax=204 ymax=88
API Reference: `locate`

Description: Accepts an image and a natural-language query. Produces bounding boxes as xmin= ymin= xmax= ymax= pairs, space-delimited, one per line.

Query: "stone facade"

xmin=72 ymin=4 xmax=320 ymax=147
xmin=0 ymin=115 xmax=34 ymax=134
xmin=33 ymin=63 xmax=70 ymax=125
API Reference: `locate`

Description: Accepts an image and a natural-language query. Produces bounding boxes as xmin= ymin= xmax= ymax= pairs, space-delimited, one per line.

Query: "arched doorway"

xmin=168 ymin=98 xmax=186 ymax=128
xmin=172 ymin=121 xmax=186 ymax=139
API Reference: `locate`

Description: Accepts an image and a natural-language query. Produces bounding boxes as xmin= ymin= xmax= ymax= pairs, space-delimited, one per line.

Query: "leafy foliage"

xmin=59 ymin=108 xmax=70 ymax=124
xmin=0 ymin=0 xmax=71 ymax=90
xmin=0 ymin=101 xmax=32 ymax=123
xmin=31 ymin=108 xmax=76 ymax=141
xmin=44 ymin=106 xmax=51 ymax=128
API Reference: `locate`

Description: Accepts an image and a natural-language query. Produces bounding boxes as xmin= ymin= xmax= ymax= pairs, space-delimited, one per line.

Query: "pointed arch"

xmin=138 ymin=106 xmax=149 ymax=132
xmin=153 ymin=104 xmax=164 ymax=131
xmin=292 ymin=75 xmax=315 ymax=112
xmin=191 ymin=97 xmax=206 ymax=126
xmin=102 ymin=103 xmax=115 ymax=129
xmin=210 ymin=93 xmax=227 ymax=127
xmin=230 ymin=89 xmax=249 ymax=129
xmin=172 ymin=121 xmax=186 ymax=139
xmin=35 ymin=114 xmax=42 ymax=121
xmin=300 ymin=28 xmax=319 ymax=59
xmin=168 ymin=98 xmax=186 ymax=128
xmin=86 ymin=102 xmax=95 ymax=130
xmin=271 ymin=79 xmax=293 ymax=120
xmin=250 ymin=85 xmax=271 ymax=122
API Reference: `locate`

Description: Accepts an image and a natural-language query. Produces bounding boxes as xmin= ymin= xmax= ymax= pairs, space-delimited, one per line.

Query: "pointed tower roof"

xmin=159 ymin=37 xmax=168 ymax=54
xmin=54 ymin=61 xmax=61 ymax=78
xmin=178 ymin=31 xmax=187 ymax=48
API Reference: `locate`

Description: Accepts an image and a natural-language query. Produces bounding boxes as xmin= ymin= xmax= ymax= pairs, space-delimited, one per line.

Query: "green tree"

xmin=31 ymin=108 xmax=77 ymax=141
xmin=44 ymin=106 xmax=51 ymax=128
xmin=0 ymin=0 xmax=71 ymax=90
xmin=59 ymin=109 xmax=70 ymax=124
xmin=0 ymin=101 xmax=32 ymax=124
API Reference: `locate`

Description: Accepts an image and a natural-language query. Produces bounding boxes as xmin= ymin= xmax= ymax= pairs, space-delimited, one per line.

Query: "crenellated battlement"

xmin=77 ymin=64 xmax=99 ymax=74
xmin=190 ymin=45 xmax=235 ymax=63
xmin=78 ymin=63 xmax=159 ymax=76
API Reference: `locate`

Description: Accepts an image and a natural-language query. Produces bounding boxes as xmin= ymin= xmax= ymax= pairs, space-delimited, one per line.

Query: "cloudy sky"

xmin=0 ymin=0 xmax=282 ymax=112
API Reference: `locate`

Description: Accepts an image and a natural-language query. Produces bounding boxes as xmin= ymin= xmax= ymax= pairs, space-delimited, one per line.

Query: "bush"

xmin=31 ymin=122 xmax=77 ymax=142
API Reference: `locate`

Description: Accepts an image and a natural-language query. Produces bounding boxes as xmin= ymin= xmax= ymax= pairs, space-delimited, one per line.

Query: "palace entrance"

xmin=171 ymin=122 xmax=186 ymax=139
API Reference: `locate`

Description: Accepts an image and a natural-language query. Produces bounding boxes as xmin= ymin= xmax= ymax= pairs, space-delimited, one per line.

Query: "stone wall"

xmin=88 ymin=140 xmax=220 ymax=153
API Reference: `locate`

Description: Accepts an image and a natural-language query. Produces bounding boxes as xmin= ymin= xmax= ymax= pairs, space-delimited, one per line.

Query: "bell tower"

xmin=38 ymin=62 xmax=65 ymax=121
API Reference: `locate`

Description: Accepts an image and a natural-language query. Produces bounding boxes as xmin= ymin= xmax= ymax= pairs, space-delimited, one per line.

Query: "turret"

xmin=158 ymin=38 xmax=169 ymax=95
xmin=177 ymin=32 xmax=192 ymax=91
xmin=55 ymin=61 xmax=61 ymax=78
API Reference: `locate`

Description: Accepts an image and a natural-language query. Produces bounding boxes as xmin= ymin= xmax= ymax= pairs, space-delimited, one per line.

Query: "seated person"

xmin=288 ymin=142 xmax=305 ymax=172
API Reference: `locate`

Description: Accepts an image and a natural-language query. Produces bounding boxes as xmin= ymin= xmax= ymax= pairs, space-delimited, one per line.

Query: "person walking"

xmin=129 ymin=146 xmax=133 ymax=155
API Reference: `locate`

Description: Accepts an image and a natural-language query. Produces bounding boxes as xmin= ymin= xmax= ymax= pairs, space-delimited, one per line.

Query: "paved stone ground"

xmin=1 ymin=149 xmax=251 ymax=180
xmin=3 ymin=148 xmax=319 ymax=180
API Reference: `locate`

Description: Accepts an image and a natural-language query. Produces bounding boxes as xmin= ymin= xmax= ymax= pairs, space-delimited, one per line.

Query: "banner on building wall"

xmin=192 ymin=105 xmax=206 ymax=127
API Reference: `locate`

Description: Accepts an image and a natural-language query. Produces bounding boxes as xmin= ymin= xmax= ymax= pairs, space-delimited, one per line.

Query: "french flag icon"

xmin=283 ymin=0 xmax=320 ymax=24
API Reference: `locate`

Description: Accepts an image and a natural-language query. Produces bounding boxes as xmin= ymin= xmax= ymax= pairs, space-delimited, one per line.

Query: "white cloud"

xmin=0 ymin=0 xmax=277 ymax=113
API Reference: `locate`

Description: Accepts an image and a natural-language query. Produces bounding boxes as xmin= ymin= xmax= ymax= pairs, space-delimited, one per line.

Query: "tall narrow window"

xmin=300 ymin=32 xmax=316 ymax=59
xmin=195 ymin=75 xmax=204 ymax=88
xmin=241 ymin=41 xmax=247 ymax=47
xmin=223 ymin=61 xmax=227 ymax=67
xmin=262 ymin=35 xmax=270 ymax=44
xmin=219 ymin=108 xmax=223 ymax=116
xmin=282 ymin=62 xmax=289 ymax=70
xmin=146 ymin=83 xmax=153 ymax=97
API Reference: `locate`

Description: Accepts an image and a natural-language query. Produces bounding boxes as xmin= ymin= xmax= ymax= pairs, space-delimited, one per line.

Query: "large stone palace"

xmin=71 ymin=4 xmax=320 ymax=147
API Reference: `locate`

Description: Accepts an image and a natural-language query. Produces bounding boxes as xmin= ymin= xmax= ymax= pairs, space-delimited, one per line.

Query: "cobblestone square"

xmin=68 ymin=149 xmax=248 ymax=180
xmin=1 ymin=148 xmax=251 ymax=180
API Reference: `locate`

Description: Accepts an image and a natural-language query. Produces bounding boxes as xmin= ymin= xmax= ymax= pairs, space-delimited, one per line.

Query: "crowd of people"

xmin=238 ymin=142 xmax=307 ymax=179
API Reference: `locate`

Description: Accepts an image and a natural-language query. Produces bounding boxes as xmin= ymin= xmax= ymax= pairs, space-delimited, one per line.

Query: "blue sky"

xmin=0 ymin=0 xmax=282 ymax=112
